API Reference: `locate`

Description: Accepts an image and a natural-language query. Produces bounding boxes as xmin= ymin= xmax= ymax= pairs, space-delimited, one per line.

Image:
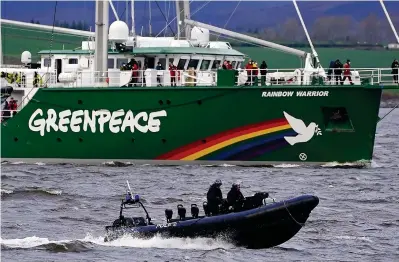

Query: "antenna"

xmin=379 ymin=0 xmax=399 ymax=44
xmin=126 ymin=180 xmax=132 ymax=194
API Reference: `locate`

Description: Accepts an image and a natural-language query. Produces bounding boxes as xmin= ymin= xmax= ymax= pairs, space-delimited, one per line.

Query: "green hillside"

xmin=1 ymin=24 xmax=86 ymax=63
xmin=2 ymin=24 xmax=398 ymax=68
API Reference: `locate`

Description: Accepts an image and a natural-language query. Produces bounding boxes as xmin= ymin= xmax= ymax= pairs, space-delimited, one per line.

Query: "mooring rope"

xmin=283 ymin=201 xmax=305 ymax=227
xmin=378 ymin=103 xmax=399 ymax=123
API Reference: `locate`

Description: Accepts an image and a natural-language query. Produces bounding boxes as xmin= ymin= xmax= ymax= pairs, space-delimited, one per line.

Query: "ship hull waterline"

xmin=1 ymin=85 xmax=382 ymax=166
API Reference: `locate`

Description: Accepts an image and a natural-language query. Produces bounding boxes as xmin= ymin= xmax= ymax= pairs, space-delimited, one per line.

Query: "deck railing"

xmin=1 ymin=67 xmax=398 ymax=89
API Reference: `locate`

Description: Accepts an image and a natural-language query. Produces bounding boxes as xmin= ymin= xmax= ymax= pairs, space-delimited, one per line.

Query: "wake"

xmin=0 ymin=233 xmax=234 ymax=252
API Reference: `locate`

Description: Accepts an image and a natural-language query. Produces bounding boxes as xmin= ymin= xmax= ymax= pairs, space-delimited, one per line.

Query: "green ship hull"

xmin=1 ymin=82 xmax=382 ymax=165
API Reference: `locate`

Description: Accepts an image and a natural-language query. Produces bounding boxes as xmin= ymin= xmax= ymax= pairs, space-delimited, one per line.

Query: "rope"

xmin=154 ymin=0 xmax=176 ymax=37
xmin=377 ymin=104 xmax=398 ymax=123
xmin=283 ymin=201 xmax=305 ymax=227
xmin=216 ymin=0 xmax=241 ymax=41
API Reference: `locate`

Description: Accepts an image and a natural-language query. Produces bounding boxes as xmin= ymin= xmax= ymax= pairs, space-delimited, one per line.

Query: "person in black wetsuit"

xmin=206 ymin=179 xmax=223 ymax=215
xmin=227 ymin=181 xmax=245 ymax=212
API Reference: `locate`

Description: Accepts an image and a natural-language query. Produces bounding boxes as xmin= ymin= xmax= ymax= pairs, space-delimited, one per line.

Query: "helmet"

xmin=214 ymin=179 xmax=222 ymax=186
xmin=233 ymin=180 xmax=242 ymax=188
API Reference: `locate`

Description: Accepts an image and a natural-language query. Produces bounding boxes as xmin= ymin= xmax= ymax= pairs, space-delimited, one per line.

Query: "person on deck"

xmin=342 ymin=59 xmax=354 ymax=85
xmin=327 ymin=60 xmax=335 ymax=83
xmin=260 ymin=61 xmax=268 ymax=85
xmin=156 ymin=62 xmax=164 ymax=87
xmin=391 ymin=59 xmax=399 ymax=84
xmin=131 ymin=60 xmax=139 ymax=87
xmin=206 ymin=179 xmax=223 ymax=215
xmin=245 ymin=59 xmax=253 ymax=85
xmin=169 ymin=63 xmax=176 ymax=87
xmin=334 ymin=59 xmax=343 ymax=85
xmin=227 ymin=181 xmax=245 ymax=212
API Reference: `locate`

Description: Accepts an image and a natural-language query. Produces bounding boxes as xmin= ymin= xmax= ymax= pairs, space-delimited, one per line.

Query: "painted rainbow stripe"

xmin=157 ymin=118 xmax=295 ymax=161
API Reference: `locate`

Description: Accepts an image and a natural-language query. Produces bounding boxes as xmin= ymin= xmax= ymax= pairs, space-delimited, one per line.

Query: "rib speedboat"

xmin=104 ymin=182 xmax=319 ymax=249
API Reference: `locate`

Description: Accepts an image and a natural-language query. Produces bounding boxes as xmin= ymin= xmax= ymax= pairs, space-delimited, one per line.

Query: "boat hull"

xmin=1 ymin=85 xmax=381 ymax=164
xmin=104 ymin=195 xmax=319 ymax=249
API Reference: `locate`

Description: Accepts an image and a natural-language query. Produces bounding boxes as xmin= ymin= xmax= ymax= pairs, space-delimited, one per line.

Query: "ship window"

xmin=187 ymin=59 xmax=199 ymax=70
xmin=322 ymin=107 xmax=355 ymax=132
xmin=68 ymin=58 xmax=78 ymax=64
xmin=177 ymin=59 xmax=187 ymax=70
xmin=232 ymin=61 xmax=237 ymax=69
xmin=108 ymin=58 xmax=114 ymax=69
xmin=117 ymin=58 xmax=128 ymax=69
xmin=43 ymin=58 xmax=51 ymax=67
xmin=168 ymin=58 xmax=175 ymax=65
xmin=211 ymin=60 xmax=221 ymax=69
xmin=158 ymin=58 xmax=166 ymax=69
xmin=200 ymin=60 xmax=211 ymax=70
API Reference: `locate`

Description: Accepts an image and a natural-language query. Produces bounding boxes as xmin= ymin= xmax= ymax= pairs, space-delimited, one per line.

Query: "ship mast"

xmin=175 ymin=0 xmax=191 ymax=40
xmin=94 ymin=0 xmax=109 ymax=83
xmin=131 ymin=0 xmax=135 ymax=36
xmin=292 ymin=0 xmax=321 ymax=68
xmin=0 ymin=18 xmax=3 ymax=65
xmin=379 ymin=0 xmax=399 ymax=44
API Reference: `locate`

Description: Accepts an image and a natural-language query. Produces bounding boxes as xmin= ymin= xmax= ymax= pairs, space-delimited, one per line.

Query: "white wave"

xmin=0 ymin=233 xmax=234 ymax=251
xmin=334 ymin=235 xmax=373 ymax=243
xmin=35 ymin=162 xmax=46 ymax=166
xmin=273 ymin=164 xmax=301 ymax=168
xmin=10 ymin=161 xmax=25 ymax=165
xmin=44 ymin=189 xmax=62 ymax=195
xmin=0 ymin=189 xmax=14 ymax=195
xmin=371 ymin=160 xmax=381 ymax=168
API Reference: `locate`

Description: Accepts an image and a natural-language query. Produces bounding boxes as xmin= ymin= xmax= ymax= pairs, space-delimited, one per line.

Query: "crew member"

xmin=206 ymin=179 xmax=223 ymax=215
xmin=227 ymin=181 xmax=245 ymax=212
xmin=169 ymin=63 xmax=176 ymax=86
xmin=342 ymin=59 xmax=354 ymax=85
xmin=156 ymin=62 xmax=164 ymax=86
xmin=334 ymin=59 xmax=343 ymax=85
xmin=260 ymin=61 xmax=268 ymax=85
xmin=392 ymin=59 xmax=399 ymax=84
xmin=245 ymin=59 xmax=253 ymax=85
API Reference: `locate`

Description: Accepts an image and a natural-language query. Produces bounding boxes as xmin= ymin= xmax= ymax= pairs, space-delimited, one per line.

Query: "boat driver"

xmin=206 ymin=179 xmax=223 ymax=215
xmin=227 ymin=181 xmax=245 ymax=212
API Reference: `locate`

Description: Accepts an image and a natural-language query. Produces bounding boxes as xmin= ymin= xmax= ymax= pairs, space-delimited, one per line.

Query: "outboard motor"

xmin=177 ymin=204 xmax=186 ymax=220
xmin=203 ymin=201 xmax=210 ymax=216
xmin=165 ymin=209 xmax=173 ymax=222
xmin=191 ymin=204 xmax=199 ymax=218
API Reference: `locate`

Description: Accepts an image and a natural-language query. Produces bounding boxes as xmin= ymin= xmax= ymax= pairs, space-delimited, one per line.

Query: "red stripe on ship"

xmin=157 ymin=118 xmax=289 ymax=160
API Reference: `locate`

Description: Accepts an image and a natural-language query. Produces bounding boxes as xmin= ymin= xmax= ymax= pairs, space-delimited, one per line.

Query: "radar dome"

xmin=21 ymin=51 xmax=32 ymax=64
xmin=191 ymin=26 xmax=209 ymax=46
xmin=109 ymin=21 xmax=129 ymax=42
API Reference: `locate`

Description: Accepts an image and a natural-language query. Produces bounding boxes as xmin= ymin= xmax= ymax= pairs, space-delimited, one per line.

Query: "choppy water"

xmin=1 ymin=108 xmax=399 ymax=262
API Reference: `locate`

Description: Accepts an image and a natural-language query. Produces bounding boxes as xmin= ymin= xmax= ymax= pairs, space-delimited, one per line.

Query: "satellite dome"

xmin=21 ymin=51 xmax=32 ymax=64
xmin=191 ymin=26 xmax=210 ymax=46
xmin=109 ymin=21 xmax=129 ymax=42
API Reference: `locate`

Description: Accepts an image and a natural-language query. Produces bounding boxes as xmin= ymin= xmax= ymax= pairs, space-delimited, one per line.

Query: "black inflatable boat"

xmin=104 ymin=184 xmax=319 ymax=249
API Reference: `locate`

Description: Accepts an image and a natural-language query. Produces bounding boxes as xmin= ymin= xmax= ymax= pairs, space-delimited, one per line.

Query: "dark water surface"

xmin=1 ymin=109 xmax=398 ymax=261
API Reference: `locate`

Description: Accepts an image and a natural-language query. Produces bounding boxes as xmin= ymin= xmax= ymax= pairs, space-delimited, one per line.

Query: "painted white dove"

xmin=283 ymin=111 xmax=317 ymax=146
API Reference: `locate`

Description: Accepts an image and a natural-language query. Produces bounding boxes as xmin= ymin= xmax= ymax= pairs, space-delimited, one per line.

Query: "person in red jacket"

xmin=245 ymin=59 xmax=253 ymax=85
xmin=169 ymin=63 xmax=176 ymax=86
xmin=342 ymin=59 xmax=354 ymax=85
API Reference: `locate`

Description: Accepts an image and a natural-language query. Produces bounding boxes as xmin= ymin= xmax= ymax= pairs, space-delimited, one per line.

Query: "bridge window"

xmin=322 ymin=107 xmax=354 ymax=132
xmin=68 ymin=58 xmax=78 ymax=64
xmin=200 ymin=60 xmax=211 ymax=70
xmin=211 ymin=60 xmax=221 ymax=69
xmin=107 ymin=58 xmax=114 ymax=69
xmin=187 ymin=59 xmax=199 ymax=70
xmin=158 ymin=58 xmax=166 ymax=69
xmin=177 ymin=59 xmax=187 ymax=70
xmin=43 ymin=58 xmax=51 ymax=67
xmin=117 ymin=58 xmax=128 ymax=69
